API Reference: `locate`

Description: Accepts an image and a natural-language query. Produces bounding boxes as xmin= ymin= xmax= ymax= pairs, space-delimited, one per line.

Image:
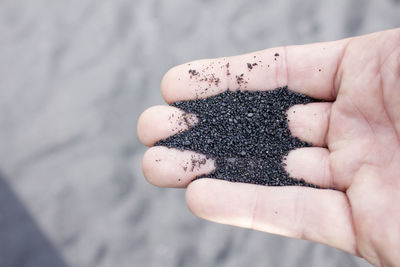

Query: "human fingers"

xmin=138 ymin=101 xmax=332 ymax=155
xmin=284 ymin=147 xmax=333 ymax=189
xmin=137 ymin=105 xmax=197 ymax=146
xmin=142 ymin=146 xmax=215 ymax=188
xmin=161 ymin=39 xmax=349 ymax=103
xmin=287 ymin=102 xmax=332 ymax=147
xmin=186 ymin=178 xmax=357 ymax=255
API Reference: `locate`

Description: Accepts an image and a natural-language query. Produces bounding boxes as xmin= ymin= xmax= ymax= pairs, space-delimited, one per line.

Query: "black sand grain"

xmin=156 ymin=87 xmax=320 ymax=187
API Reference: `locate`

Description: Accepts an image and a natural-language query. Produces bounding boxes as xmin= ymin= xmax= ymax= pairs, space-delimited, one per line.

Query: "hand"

xmin=137 ymin=29 xmax=400 ymax=267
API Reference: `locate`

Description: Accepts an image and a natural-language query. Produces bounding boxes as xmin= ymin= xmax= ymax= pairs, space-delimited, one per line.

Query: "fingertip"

xmin=137 ymin=107 xmax=154 ymax=146
xmin=142 ymin=147 xmax=159 ymax=187
xmin=286 ymin=102 xmax=331 ymax=147
xmin=137 ymin=105 xmax=198 ymax=147
xmin=160 ymin=67 xmax=173 ymax=103
xmin=185 ymin=179 xmax=200 ymax=215
xmin=186 ymin=178 xmax=216 ymax=219
xmin=138 ymin=105 xmax=172 ymax=146
xmin=142 ymin=147 xmax=216 ymax=188
xmin=161 ymin=58 xmax=229 ymax=102
xmin=284 ymin=147 xmax=333 ymax=189
xmin=186 ymin=179 xmax=259 ymax=228
xmin=142 ymin=147 xmax=177 ymax=187
xmin=161 ymin=65 xmax=183 ymax=104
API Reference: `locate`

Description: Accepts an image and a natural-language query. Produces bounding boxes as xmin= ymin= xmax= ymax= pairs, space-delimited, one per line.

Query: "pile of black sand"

xmin=156 ymin=86 xmax=320 ymax=187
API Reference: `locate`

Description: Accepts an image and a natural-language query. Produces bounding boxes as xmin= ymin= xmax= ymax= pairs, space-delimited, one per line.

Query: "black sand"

xmin=156 ymin=87 xmax=320 ymax=187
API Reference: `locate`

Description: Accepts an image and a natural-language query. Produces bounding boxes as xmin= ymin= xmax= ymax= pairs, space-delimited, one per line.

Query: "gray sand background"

xmin=0 ymin=0 xmax=399 ymax=266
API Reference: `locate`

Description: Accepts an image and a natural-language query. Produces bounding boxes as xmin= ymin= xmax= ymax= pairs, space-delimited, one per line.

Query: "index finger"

xmin=161 ymin=39 xmax=349 ymax=103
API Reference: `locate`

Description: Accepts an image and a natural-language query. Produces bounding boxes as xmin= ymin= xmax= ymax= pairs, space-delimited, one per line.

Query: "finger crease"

xmin=249 ymin=186 xmax=261 ymax=230
xmin=293 ymin=188 xmax=306 ymax=239
xmin=283 ymin=45 xmax=289 ymax=87
xmin=332 ymin=40 xmax=351 ymax=99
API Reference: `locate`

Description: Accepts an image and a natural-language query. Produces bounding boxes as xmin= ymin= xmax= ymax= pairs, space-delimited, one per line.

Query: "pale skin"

xmin=137 ymin=29 xmax=400 ymax=267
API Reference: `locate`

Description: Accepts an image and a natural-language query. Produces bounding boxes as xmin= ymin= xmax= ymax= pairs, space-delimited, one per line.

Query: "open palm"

xmin=138 ymin=29 xmax=400 ymax=267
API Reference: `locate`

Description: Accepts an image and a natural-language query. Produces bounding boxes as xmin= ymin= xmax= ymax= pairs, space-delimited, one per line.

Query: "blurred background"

xmin=0 ymin=0 xmax=399 ymax=266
